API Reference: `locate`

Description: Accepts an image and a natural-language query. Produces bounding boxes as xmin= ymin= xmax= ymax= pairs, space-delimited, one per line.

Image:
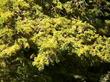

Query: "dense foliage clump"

xmin=0 ymin=0 xmax=110 ymax=82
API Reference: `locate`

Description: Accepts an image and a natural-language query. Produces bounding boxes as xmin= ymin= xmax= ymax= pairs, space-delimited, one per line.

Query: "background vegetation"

xmin=0 ymin=0 xmax=110 ymax=82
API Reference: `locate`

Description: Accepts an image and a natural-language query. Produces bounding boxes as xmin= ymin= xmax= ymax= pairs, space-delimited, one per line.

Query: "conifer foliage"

xmin=0 ymin=0 xmax=110 ymax=82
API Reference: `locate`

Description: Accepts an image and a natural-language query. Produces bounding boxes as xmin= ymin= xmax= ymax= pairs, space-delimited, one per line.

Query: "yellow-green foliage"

xmin=1 ymin=14 xmax=110 ymax=71
xmin=31 ymin=17 xmax=110 ymax=70
xmin=0 ymin=0 xmax=110 ymax=74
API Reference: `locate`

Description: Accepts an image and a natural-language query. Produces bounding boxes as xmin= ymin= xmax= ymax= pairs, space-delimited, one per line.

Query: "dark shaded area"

xmin=42 ymin=54 xmax=110 ymax=82
xmin=1 ymin=48 xmax=110 ymax=82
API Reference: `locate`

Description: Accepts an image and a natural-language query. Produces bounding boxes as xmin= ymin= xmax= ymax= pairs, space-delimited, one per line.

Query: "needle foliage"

xmin=0 ymin=0 xmax=110 ymax=82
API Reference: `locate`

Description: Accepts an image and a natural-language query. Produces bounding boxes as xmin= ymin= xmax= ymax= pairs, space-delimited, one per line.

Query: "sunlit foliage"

xmin=0 ymin=0 xmax=110 ymax=82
